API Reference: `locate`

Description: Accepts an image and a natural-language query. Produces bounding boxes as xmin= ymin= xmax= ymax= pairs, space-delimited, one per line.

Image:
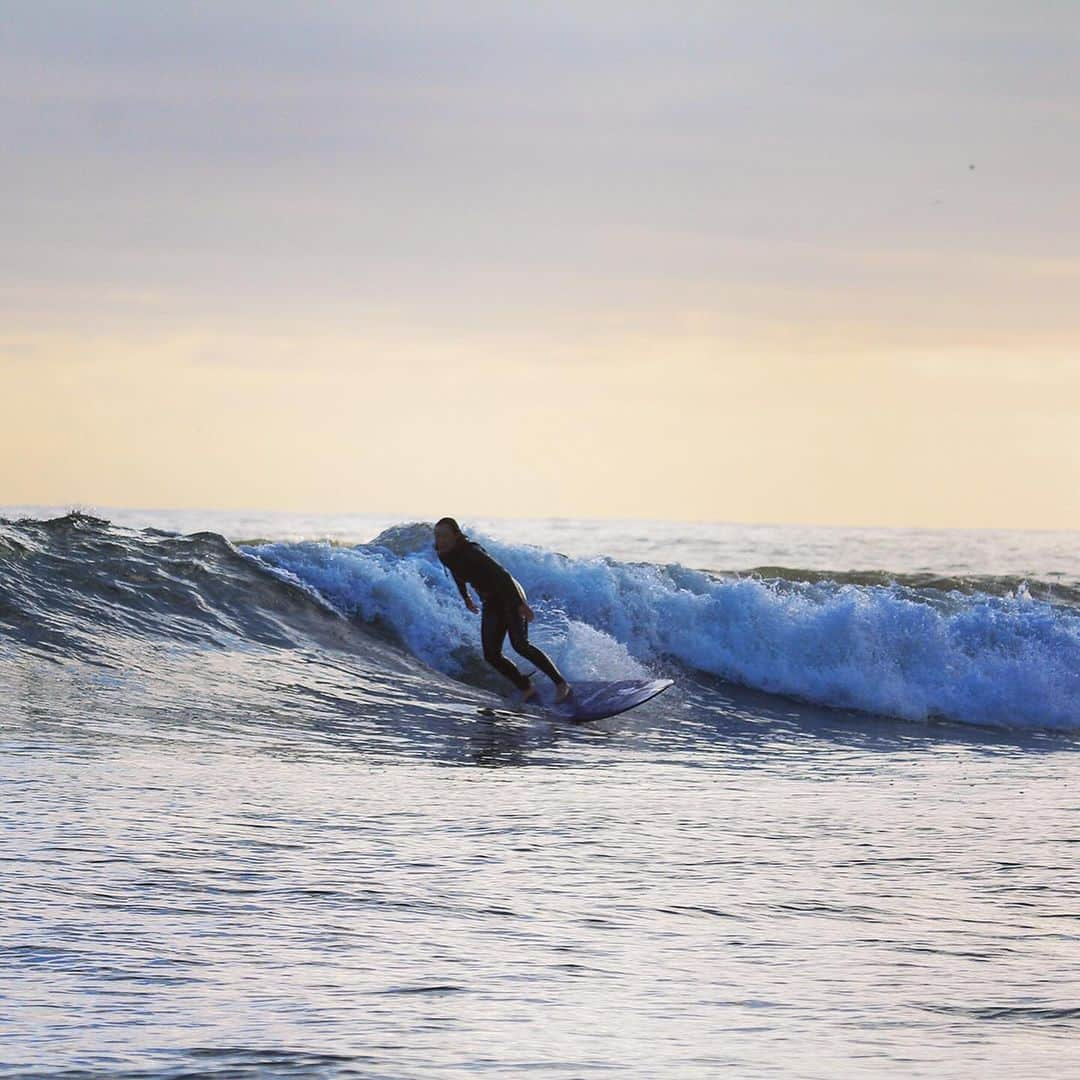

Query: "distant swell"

xmin=0 ymin=513 xmax=360 ymax=664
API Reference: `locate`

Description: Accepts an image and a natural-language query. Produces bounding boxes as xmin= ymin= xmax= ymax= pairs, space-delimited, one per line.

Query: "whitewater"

xmin=1 ymin=508 xmax=1077 ymax=1078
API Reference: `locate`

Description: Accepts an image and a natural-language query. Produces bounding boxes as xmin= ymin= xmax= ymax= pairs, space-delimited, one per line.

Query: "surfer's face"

xmin=433 ymin=522 xmax=460 ymax=554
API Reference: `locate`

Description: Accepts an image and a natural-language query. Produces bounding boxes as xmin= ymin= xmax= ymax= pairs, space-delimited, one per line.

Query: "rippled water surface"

xmin=1 ymin=509 xmax=1077 ymax=1077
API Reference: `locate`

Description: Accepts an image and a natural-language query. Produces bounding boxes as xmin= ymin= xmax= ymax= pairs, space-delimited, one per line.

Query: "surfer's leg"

xmin=481 ymin=603 xmax=530 ymax=691
xmin=506 ymin=609 xmax=567 ymax=690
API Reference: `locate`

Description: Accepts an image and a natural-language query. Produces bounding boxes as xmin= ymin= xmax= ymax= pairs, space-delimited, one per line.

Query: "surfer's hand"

xmin=465 ymin=599 xmax=479 ymax=614
xmin=520 ymin=603 xmax=534 ymax=623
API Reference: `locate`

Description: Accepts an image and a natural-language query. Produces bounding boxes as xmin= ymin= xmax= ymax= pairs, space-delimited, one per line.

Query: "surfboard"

xmin=478 ymin=678 xmax=674 ymax=723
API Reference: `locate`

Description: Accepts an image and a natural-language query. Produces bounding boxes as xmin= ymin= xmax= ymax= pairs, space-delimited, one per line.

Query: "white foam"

xmin=244 ymin=533 xmax=1080 ymax=731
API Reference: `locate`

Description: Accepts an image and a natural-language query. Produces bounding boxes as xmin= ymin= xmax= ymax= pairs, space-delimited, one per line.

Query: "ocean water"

xmin=1 ymin=507 xmax=1077 ymax=1078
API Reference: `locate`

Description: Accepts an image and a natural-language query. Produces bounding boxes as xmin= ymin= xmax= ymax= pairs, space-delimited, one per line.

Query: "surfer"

xmin=434 ymin=517 xmax=571 ymax=704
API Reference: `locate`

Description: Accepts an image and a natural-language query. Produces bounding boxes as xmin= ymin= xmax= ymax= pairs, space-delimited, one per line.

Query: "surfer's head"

xmin=434 ymin=517 xmax=465 ymax=554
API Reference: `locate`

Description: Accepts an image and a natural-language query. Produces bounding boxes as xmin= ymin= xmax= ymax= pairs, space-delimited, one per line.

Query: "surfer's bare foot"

xmin=521 ymin=683 xmax=537 ymax=704
xmin=554 ymin=681 xmax=572 ymax=704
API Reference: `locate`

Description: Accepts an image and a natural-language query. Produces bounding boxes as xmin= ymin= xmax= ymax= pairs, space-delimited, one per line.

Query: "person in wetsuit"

xmin=434 ymin=517 xmax=571 ymax=704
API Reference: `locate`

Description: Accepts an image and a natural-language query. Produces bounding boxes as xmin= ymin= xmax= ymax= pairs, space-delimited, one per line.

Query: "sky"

xmin=3 ymin=1 xmax=1078 ymax=528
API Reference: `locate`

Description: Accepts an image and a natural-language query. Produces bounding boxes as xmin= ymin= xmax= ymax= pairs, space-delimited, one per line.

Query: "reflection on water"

xmin=2 ymin=704 xmax=1077 ymax=1078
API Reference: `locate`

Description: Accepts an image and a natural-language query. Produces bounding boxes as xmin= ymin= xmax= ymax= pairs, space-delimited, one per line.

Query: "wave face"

xmin=2 ymin=514 xmax=1077 ymax=732
xmin=0 ymin=513 xmax=363 ymax=663
xmin=243 ymin=525 xmax=1080 ymax=732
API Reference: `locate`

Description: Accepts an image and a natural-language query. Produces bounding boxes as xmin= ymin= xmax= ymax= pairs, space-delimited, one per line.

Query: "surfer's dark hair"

xmin=435 ymin=516 xmax=465 ymax=537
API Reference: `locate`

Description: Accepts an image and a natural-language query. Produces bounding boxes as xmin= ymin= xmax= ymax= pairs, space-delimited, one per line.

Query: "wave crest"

xmin=245 ymin=528 xmax=1080 ymax=731
xmin=3 ymin=514 xmax=1076 ymax=731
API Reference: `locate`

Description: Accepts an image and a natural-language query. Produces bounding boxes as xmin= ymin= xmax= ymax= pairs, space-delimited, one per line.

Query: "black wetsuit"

xmin=438 ymin=539 xmax=564 ymax=691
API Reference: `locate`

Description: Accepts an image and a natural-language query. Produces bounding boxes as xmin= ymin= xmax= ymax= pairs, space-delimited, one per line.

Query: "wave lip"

xmin=244 ymin=524 xmax=1080 ymax=732
xmin=0 ymin=513 xmax=361 ymax=663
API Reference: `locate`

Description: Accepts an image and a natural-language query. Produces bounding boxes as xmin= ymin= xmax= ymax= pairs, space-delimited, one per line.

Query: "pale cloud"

xmin=0 ymin=343 xmax=40 ymax=361
xmin=3 ymin=2 xmax=1078 ymax=525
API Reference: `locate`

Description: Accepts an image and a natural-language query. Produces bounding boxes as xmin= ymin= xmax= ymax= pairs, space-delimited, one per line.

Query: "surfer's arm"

xmin=438 ymin=551 xmax=479 ymax=613
xmin=451 ymin=570 xmax=479 ymax=613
